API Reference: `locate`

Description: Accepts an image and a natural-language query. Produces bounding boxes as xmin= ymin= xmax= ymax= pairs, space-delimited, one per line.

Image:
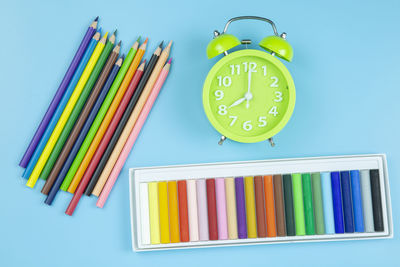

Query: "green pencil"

xmin=38 ymin=32 xmax=117 ymax=181
xmin=60 ymin=39 xmax=139 ymax=191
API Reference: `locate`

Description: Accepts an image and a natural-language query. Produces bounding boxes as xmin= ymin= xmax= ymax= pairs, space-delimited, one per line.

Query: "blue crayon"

xmin=331 ymin=172 xmax=344 ymax=233
xmin=44 ymin=56 xmax=123 ymax=205
xmin=350 ymin=170 xmax=365 ymax=232
xmin=340 ymin=171 xmax=354 ymax=233
xmin=321 ymin=172 xmax=335 ymax=234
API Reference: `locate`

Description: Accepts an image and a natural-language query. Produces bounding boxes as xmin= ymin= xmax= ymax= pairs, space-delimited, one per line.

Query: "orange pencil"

xmin=67 ymin=39 xmax=147 ymax=193
xmin=264 ymin=175 xmax=277 ymax=237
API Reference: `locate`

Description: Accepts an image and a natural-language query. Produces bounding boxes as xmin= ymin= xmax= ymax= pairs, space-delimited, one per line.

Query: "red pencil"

xmin=206 ymin=178 xmax=218 ymax=240
xmin=65 ymin=61 xmax=146 ymax=216
xmin=178 ymin=180 xmax=190 ymax=242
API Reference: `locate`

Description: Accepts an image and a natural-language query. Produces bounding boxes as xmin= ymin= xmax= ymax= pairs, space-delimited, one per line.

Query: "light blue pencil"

xmin=321 ymin=172 xmax=335 ymax=234
xmin=22 ymin=30 xmax=101 ymax=179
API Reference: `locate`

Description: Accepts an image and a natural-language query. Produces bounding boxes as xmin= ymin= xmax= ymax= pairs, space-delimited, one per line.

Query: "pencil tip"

xmin=117 ymin=40 xmax=122 ymax=46
xmin=143 ymin=37 xmax=148 ymax=44
xmin=94 ymin=16 xmax=99 ymax=22
xmin=168 ymin=58 xmax=172 ymax=64
xmin=159 ymin=41 xmax=164 ymax=48
xmin=168 ymin=40 xmax=173 ymax=47
xmin=113 ymin=29 xmax=117 ymax=36
xmin=97 ymin=27 xmax=102 ymax=33
xmin=136 ymin=36 xmax=141 ymax=42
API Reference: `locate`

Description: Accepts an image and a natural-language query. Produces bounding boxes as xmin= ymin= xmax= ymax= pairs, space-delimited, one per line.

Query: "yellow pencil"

xmin=244 ymin=176 xmax=257 ymax=238
xmin=26 ymin=32 xmax=108 ymax=188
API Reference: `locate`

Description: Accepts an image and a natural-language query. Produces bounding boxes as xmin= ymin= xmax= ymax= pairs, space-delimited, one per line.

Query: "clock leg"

xmin=218 ymin=136 xmax=227 ymax=145
xmin=268 ymin=138 xmax=275 ymax=147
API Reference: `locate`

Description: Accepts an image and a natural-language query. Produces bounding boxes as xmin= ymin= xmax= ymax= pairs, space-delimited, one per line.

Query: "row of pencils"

xmin=19 ymin=17 xmax=172 ymax=215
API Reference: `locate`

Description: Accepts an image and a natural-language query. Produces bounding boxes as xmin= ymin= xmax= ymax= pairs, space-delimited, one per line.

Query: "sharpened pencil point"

xmin=94 ymin=16 xmax=99 ymax=22
xmin=117 ymin=40 xmax=122 ymax=46
xmin=168 ymin=58 xmax=172 ymax=64
xmin=143 ymin=37 xmax=148 ymax=44
xmin=97 ymin=27 xmax=102 ymax=33
xmin=137 ymin=36 xmax=141 ymax=42
xmin=113 ymin=29 xmax=118 ymax=36
xmin=159 ymin=41 xmax=164 ymax=48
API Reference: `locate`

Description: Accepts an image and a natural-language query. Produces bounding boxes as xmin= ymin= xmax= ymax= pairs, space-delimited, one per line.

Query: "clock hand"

xmin=246 ymin=70 xmax=252 ymax=109
xmin=228 ymin=97 xmax=246 ymax=109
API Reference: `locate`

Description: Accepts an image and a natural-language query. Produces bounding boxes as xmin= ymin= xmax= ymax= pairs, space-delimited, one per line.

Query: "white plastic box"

xmin=129 ymin=154 xmax=393 ymax=251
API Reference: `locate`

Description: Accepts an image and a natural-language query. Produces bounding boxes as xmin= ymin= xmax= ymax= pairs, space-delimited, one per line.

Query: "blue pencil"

xmin=321 ymin=172 xmax=335 ymax=234
xmin=44 ymin=55 xmax=123 ymax=205
xmin=340 ymin=171 xmax=354 ymax=233
xmin=350 ymin=170 xmax=364 ymax=232
xmin=331 ymin=172 xmax=344 ymax=233
xmin=22 ymin=30 xmax=101 ymax=179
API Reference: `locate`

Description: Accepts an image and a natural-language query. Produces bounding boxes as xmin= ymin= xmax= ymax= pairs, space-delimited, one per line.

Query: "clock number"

xmin=274 ymin=91 xmax=283 ymax=102
xmin=258 ymin=116 xmax=267 ymax=127
xmin=269 ymin=106 xmax=278 ymax=116
xmin=242 ymin=62 xmax=248 ymax=72
xmin=262 ymin=65 xmax=267 ymax=76
xmin=218 ymin=105 xmax=227 ymax=115
xmin=217 ymin=76 xmax=232 ymax=87
xmin=243 ymin=121 xmax=253 ymax=131
xmin=215 ymin=90 xmax=224 ymax=100
xmin=270 ymin=76 xmax=279 ymax=87
xmin=229 ymin=115 xmax=237 ymax=126
xmin=249 ymin=62 xmax=257 ymax=72
xmin=230 ymin=65 xmax=240 ymax=75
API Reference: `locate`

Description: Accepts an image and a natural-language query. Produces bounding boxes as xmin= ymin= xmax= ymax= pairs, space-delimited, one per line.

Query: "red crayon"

xmin=206 ymin=179 xmax=218 ymax=240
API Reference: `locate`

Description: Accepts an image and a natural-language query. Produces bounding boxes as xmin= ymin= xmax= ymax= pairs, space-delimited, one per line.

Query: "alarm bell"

xmin=206 ymin=16 xmax=293 ymax=62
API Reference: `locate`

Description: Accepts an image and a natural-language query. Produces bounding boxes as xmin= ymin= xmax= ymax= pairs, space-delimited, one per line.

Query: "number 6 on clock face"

xmin=203 ymin=49 xmax=295 ymax=143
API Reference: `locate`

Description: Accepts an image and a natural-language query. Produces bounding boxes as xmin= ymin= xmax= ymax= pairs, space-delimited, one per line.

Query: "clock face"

xmin=203 ymin=49 xmax=295 ymax=143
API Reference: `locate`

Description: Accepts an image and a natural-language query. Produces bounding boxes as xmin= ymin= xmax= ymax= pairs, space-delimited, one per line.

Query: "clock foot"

xmin=268 ymin=138 xmax=275 ymax=147
xmin=218 ymin=136 xmax=226 ymax=145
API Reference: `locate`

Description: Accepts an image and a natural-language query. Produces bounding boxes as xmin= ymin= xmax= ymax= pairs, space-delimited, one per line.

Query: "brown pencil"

xmin=41 ymin=40 xmax=121 ymax=195
xmin=92 ymin=41 xmax=172 ymax=196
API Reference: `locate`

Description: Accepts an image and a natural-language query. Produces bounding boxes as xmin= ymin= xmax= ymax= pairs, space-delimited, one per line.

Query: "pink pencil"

xmin=97 ymin=59 xmax=172 ymax=208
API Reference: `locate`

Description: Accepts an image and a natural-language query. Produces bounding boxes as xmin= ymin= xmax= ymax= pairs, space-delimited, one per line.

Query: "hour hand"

xmin=228 ymin=97 xmax=246 ymax=109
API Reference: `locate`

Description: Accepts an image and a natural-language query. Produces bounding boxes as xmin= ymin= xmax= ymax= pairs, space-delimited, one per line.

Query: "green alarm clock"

xmin=203 ymin=16 xmax=295 ymax=146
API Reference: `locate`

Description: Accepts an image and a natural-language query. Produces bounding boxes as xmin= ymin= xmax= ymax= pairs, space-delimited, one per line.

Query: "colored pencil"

xmin=311 ymin=173 xmax=325 ymax=235
xmin=321 ymin=172 xmax=335 ymax=234
xmin=235 ymin=177 xmax=247 ymax=239
xmin=254 ymin=176 xmax=267 ymax=237
xmin=96 ymin=59 xmax=172 ymax=207
xmin=360 ymin=170 xmax=375 ymax=232
xmin=264 ymin=175 xmax=277 ymax=237
xmin=92 ymin=41 xmax=171 ymax=197
xmin=187 ymin=179 xmax=199 ymax=241
xmin=42 ymin=42 xmax=121 ymax=193
xmin=65 ymin=62 xmax=146 ymax=215
xmin=197 ymin=179 xmax=209 ymax=241
xmin=350 ymin=170 xmax=365 ymax=232
xmin=370 ymin=169 xmax=384 ymax=231
xmin=22 ymin=31 xmax=100 ymax=179
xmin=215 ymin=178 xmax=228 ymax=240
xmin=340 ymin=171 xmax=354 ymax=233
xmin=273 ymin=174 xmax=286 ymax=236
xmin=59 ymin=39 xmax=140 ymax=191
xmin=292 ymin=173 xmax=305 ymax=235
xmin=225 ymin=177 xmax=238 ymax=239
xmin=39 ymin=32 xmax=117 ymax=181
xmin=283 ymin=174 xmax=295 ymax=236
xmin=158 ymin=181 xmax=170 ymax=243
xmin=148 ymin=182 xmax=160 ymax=244
xmin=82 ymin=58 xmax=147 ymax=196
xmin=206 ymin=179 xmax=218 ymax=240
xmin=244 ymin=177 xmax=257 ymax=238
xmin=177 ymin=180 xmax=190 ymax=242
xmin=19 ymin=17 xmax=98 ymax=168
xmin=26 ymin=32 xmax=108 ymax=188
xmin=302 ymin=173 xmax=315 ymax=235
xmin=45 ymin=56 xmax=124 ymax=205
xmin=331 ymin=171 xmax=344 ymax=233
xmin=167 ymin=181 xmax=180 ymax=243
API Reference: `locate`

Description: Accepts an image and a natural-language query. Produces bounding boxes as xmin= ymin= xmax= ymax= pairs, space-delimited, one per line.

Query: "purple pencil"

xmin=235 ymin=177 xmax=247 ymax=239
xmin=19 ymin=17 xmax=98 ymax=168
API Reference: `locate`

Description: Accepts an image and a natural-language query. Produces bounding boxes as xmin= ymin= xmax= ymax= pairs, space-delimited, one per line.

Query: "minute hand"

xmin=246 ymin=70 xmax=252 ymax=109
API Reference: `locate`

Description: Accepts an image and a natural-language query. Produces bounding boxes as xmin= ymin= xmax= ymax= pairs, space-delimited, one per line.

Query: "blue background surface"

xmin=1 ymin=0 xmax=399 ymax=266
